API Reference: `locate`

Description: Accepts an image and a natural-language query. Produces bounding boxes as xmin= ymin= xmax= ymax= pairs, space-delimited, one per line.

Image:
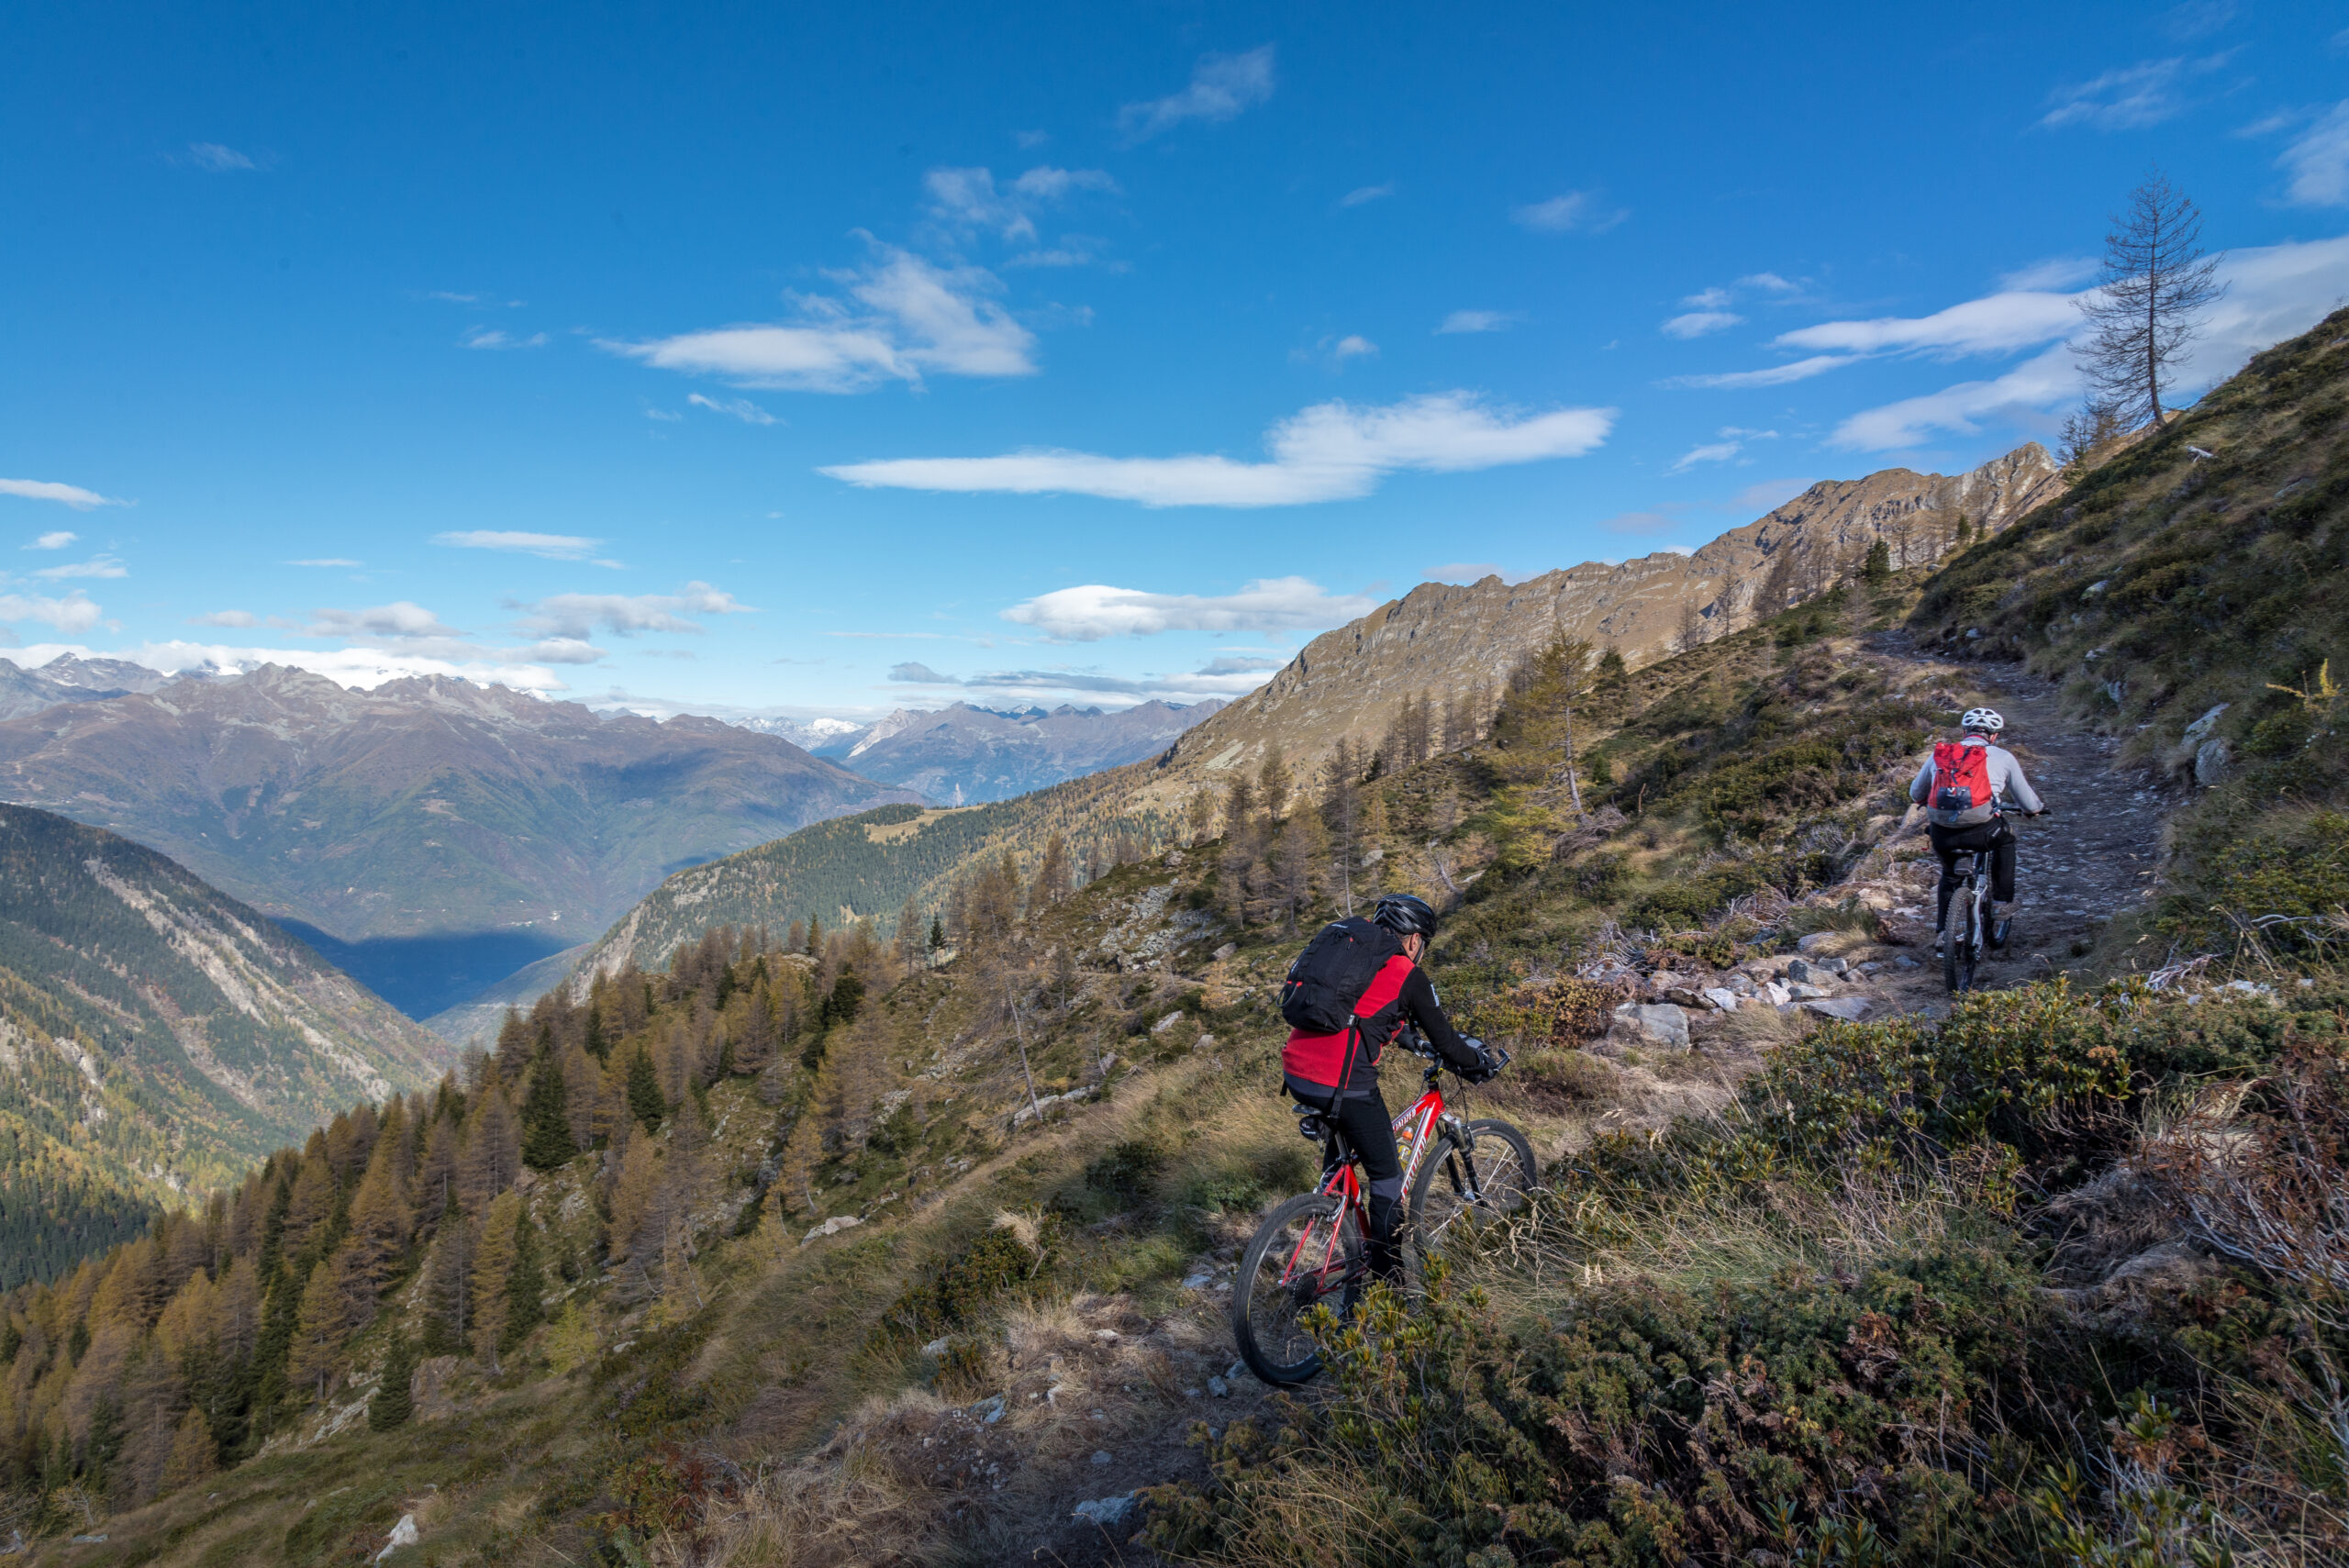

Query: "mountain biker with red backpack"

xmin=1909 ymin=707 xmax=2047 ymax=951
xmin=1278 ymin=893 xmax=1498 ymax=1285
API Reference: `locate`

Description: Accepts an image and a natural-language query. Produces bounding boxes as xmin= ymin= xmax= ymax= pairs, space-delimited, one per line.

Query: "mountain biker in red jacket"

xmin=1908 ymin=706 xmax=2048 ymax=950
xmin=1279 ymin=893 xmax=1497 ymax=1284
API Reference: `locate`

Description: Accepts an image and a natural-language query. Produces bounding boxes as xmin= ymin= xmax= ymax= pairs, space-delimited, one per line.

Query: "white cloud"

xmin=1013 ymin=128 xmax=1051 ymax=149
xmin=511 ymin=583 xmax=752 ymax=639
xmin=2281 ymin=102 xmax=2349 ymax=206
xmin=1002 ymin=576 xmax=1373 ymax=640
xmin=435 ymin=530 xmax=606 ymax=561
xmin=1668 ymin=442 xmax=1741 ymax=473
xmin=1331 ymin=334 xmax=1378 ymax=361
xmin=1775 ymin=290 xmax=2084 ymax=355
xmin=607 ymin=248 xmax=1036 ymax=393
xmin=305 ymin=601 xmax=462 ymax=640
xmin=1738 ymin=272 xmax=1800 ymax=293
xmin=1667 ymin=354 xmax=1860 ymax=389
xmin=25 ymin=531 xmax=76 ymax=550
xmin=1512 ymin=191 xmax=1627 ymax=233
xmin=688 ymin=393 xmax=778 ymax=425
xmin=29 ymin=555 xmax=127 ymax=580
xmin=923 ymin=164 xmax=1117 ymax=241
xmin=1436 ymin=310 xmax=1520 ymax=334
xmin=821 ymin=391 xmax=1615 ymax=507
xmin=1669 ymin=428 xmax=1774 ymax=472
xmin=2039 ymin=56 xmax=2225 ymax=130
xmin=0 ymin=592 xmax=102 ymax=633
xmin=190 ymin=610 xmax=257 ymax=628
xmin=1118 ymin=46 xmax=1276 ymax=141
xmin=184 ymin=142 xmax=256 ymax=172
xmin=1340 ymin=183 xmax=1395 ymax=207
xmin=1999 ymin=256 xmax=2100 ymax=291
xmin=1682 ymin=288 xmax=1731 ymax=309
xmin=0 ymin=478 xmax=126 ymax=511
xmin=1829 ymin=234 xmax=2349 ymax=450
xmin=1663 ymin=310 xmax=1742 ymax=339
xmin=462 ymin=328 xmax=548 ymax=350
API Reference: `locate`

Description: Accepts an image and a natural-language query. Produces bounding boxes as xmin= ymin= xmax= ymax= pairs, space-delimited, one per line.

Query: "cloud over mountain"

xmin=821 ymin=392 xmax=1612 ymax=506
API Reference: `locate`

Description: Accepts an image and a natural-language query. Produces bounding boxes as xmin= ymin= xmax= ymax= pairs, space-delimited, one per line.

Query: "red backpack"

xmin=1931 ymin=740 xmax=1992 ymax=815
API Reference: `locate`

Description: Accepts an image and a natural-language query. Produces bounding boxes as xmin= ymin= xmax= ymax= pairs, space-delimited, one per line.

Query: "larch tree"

xmin=467 ymin=1189 xmax=521 ymax=1373
xmin=286 ymin=1258 xmax=344 ymax=1401
xmin=2075 ymin=172 xmax=2225 ymax=429
xmin=158 ymin=1406 xmax=216 ymax=1493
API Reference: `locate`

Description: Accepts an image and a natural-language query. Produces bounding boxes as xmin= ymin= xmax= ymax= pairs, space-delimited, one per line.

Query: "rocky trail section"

xmin=1580 ymin=646 xmax=2183 ymax=1063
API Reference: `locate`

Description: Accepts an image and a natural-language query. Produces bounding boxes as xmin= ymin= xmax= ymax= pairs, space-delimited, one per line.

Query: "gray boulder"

xmin=1609 ymin=1001 xmax=1690 ymax=1051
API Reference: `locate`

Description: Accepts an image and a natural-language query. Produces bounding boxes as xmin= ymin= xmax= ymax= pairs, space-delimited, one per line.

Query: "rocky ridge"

xmin=1130 ymin=444 xmax=2060 ymax=812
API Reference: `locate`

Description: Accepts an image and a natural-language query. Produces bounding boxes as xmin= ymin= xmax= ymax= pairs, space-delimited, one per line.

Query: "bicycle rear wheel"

xmin=1232 ymin=1192 xmax=1365 ymax=1385
xmin=1407 ymin=1118 xmax=1537 ymax=1282
xmin=1944 ymin=884 xmax=1976 ymax=994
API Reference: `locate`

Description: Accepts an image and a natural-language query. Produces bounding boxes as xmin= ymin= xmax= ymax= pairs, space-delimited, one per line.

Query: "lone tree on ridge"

xmin=2074 ymin=171 xmax=2226 ymax=430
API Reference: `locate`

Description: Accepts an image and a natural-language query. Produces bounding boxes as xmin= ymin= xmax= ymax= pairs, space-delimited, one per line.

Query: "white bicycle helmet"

xmin=1961 ymin=706 xmax=2006 ymax=733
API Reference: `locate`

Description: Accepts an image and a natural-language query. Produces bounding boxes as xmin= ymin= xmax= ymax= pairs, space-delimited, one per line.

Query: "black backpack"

xmin=1278 ymin=917 xmax=1400 ymax=1033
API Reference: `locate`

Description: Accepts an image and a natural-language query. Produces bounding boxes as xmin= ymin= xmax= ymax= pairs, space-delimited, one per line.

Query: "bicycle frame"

xmin=1282 ymin=1063 xmax=1472 ymax=1289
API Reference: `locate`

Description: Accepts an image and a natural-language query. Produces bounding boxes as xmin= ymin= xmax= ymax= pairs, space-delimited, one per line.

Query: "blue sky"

xmin=4 ymin=1 xmax=2345 ymax=722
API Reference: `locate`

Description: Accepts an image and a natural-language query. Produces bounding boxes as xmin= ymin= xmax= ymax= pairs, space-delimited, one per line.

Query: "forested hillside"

xmin=0 ymin=807 xmax=451 ymax=1288
xmin=17 ymin=310 xmax=2349 ymax=1567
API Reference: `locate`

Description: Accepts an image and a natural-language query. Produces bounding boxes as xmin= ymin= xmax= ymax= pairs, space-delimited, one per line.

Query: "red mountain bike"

xmin=1231 ymin=1040 xmax=1536 ymax=1385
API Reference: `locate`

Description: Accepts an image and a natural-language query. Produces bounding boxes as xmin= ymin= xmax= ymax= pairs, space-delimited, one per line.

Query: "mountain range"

xmin=817 ymin=698 xmax=1222 ymax=803
xmin=0 ymin=668 xmax=919 ymax=1017
xmin=0 ymin=804 xmax=451 ymax=1285
xmin=567 ymin=443 xmax=2061 ymax=981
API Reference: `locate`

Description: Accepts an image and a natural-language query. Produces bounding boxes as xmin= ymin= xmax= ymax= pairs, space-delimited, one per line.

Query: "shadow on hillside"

xmin=275 ymin=920 xmax=577 ymax=1019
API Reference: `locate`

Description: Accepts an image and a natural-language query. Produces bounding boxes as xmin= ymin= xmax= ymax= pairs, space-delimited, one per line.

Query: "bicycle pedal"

xmin=1990 ymin=918 xmax=2011 ymax=951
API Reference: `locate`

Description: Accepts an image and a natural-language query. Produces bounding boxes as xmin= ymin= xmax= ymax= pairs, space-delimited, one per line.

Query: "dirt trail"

xmin=1851 ymin=650 xmax=2179 ymax=1010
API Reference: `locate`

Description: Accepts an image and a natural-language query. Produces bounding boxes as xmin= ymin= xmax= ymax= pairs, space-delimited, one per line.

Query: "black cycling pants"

xmin=1929 ymin=818 xmax=2015 ymax=930
xmin=1288 ymin=1078 xmax=1404 ymax=1235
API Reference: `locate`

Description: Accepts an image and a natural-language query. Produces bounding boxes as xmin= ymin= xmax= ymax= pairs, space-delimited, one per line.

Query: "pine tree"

xmin=625 ymin=1046 xmax=665 ymax=1131
xmin=368 ymin=1337 xmax=416 ymax=1431
xmin=520 ymin=1051 xmax=574 ymax=1171
xmin=583 ymin=1006 xmax=608 ymax=1062
xmin=503 ymin=1205 xmax=546 ymax=1350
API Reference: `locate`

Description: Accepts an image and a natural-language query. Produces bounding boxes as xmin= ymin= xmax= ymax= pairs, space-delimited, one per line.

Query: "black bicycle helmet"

xmin=1371 ymin=893 xmax=1438 ymax=940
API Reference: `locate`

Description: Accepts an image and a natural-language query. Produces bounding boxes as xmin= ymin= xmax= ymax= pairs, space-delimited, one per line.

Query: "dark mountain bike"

xmin=1231 ymin=1044 xmax=1535 ymax=1386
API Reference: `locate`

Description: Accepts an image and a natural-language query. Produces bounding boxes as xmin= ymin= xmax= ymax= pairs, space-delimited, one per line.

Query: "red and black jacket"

xmin=1281 ymin=940 xmax=1477 ymax=1098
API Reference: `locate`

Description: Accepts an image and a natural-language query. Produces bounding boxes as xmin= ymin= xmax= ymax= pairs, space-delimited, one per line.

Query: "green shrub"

xmin=1147 ymin=1242 xmax=2049 ymax=1566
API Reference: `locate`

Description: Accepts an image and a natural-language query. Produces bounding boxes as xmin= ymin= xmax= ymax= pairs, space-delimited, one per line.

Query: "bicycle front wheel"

xmin=1232 ymin=1192 xmax=1365 ymax=1386
xmin=1408 ymin=1118 xmax=1538 ymax=1281
xmin=1944 ymin=886 xmax=1976 ymax=994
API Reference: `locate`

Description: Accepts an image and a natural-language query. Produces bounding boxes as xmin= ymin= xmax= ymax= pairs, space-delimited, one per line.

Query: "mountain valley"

xmin=0 ymin=669 xmax=920 ymax=1017
xmin=5 ymin=310 xmax=2348 ymax=1564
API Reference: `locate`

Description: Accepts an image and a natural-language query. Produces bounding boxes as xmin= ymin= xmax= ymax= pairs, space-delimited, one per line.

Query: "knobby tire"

xmin=1406 ymin=1118 xmax=1538 ymax=1284
xmin=1232 ymin=1192 xmax=1365 ymax=1386
xmin=1944 ymin=883 xmax=1977 ymax=994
